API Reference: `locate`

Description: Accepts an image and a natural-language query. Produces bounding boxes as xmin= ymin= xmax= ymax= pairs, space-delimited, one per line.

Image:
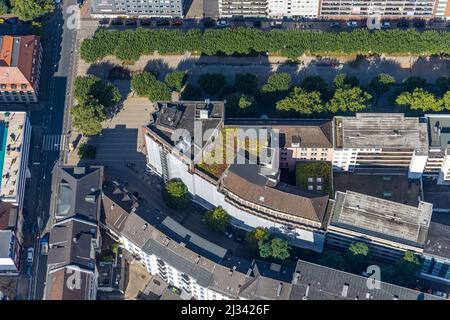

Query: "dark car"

xmin=156 ymin=19 xmax=170 ymax=26
xmin=6 ymin=17 xmax=19 ymax=24
xmin=253 ymin=20 xmax=262 ymax=27
xmin=203 ymin=20 xmax=215 ymax=28
xmin=111 ymin=18 xmax=124 ymax=25
xmin=125 ymin=19 xmax=137 ymax=26
xmin=234 ymin=236 xmax=244 ymax=243
xmin=99 ymin=18 xmax=110 ymax=26
xmin=26 ymin=264 xmax=32 ymax=277
xmin=140 ymin=19 xmax=152 ymax=26
xmin=396 ymin=21 xmax=409 ymax=28
xmin=413 ymin=20 xmax=426 ymax=28
xmin=172 ymin=18 xmax=183 ymax=26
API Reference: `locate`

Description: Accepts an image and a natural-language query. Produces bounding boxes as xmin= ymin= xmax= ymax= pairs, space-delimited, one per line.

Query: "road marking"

xmin=42 ymin=134 xmax=62 ymax=151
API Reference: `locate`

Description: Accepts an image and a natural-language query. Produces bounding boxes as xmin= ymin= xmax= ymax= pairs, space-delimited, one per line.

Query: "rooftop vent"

xmin=142 ymin=223 xmax=148 ymax=230
xmin=276 ymin=283 xmax=283 ymax=297
xmin=194 ymin=255 xmax=200 ymax=264
xmin=199 ymin=109 xmax=209 ymax=119
xmin=73 ymin=167 xmax=85 ymax=175
xmin=341 ymin=283 xmax=349 ymax=297
xmin=85 ymin=194 xmax=96 ymax=204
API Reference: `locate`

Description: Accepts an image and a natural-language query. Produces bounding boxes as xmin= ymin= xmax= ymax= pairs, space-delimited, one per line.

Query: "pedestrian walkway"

xmin=42 ymin=134 xmax=63 ymax=151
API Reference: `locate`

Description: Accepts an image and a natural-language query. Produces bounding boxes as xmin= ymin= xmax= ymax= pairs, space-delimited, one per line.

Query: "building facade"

xmin=268 ymin=0 xmax=320 ymax=18
xmin=218 ymin=0 xmax=268 ymax=17
xmin=0 ymin=36 xmax=43 ymax=103
xmin=424 ymin=114 xmax=450 ymax=185
xmin=91 ymin=0 xmax=184 ymax=18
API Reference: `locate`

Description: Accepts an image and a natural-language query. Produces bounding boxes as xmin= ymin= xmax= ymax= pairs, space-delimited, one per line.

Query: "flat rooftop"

xmin=148 ymin=101 xmax=224 ymax=159
xmin=426 ymin=114 xmax=450 ymax=149
xmin=335 ymin=113 xmax=429 ymax=151
xmin=333 ymin=172 xmax=421 ymax=207
xmin=423 ymin=212 xmax=450 ymax=260
xmin=0 ymin=112 xmax=28 ymax=201
xmin=330 ymin=191 xmax=433 ymax=247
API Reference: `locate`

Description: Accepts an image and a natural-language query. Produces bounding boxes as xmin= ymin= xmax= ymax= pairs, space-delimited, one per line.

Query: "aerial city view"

xmin=1 ymin=0 xmax=450 ymax=309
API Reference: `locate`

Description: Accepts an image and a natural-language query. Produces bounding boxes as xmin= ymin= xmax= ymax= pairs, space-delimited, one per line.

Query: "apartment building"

xmin=434 ymin=0 xmax=450 ymax=19
xmin=424 ymin=114 xmax=450 ymax=185
xmin=332 ymin=113 xmax=429 ymax=179
xmin=326 ymin=190 xmax=433 ymax=263
xmin=318 ymin=0 xmax=436 ymax=19
xmin=0 ymin=112 xmax=32 ymax=213
xmin=0 ymin=203 xmax=22 ymax=275
xmin=44 ymin=217 xmax=100 ymax=300
xmin=91 ymin=0 xmax=184 ymax=18
xmin=49 ymin=166 xmax=104 ymax=222
xmin=218 ymin=0 xmax=268 ymax=17
xmin=0 ymin=35 xmax=42 ymax=103
xmin=268 ymin=0 xmax=320 ymax=18
xmin=144 ymin=101 xmax=331 ymax=251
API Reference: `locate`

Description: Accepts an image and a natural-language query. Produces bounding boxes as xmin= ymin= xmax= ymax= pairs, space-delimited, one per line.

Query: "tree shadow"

xmin=144 ymin=59 xmax=172 ymax=81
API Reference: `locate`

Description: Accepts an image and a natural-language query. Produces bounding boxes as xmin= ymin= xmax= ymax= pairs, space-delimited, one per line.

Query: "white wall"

xmin=268 ymin=0 xmax=320 ymax=18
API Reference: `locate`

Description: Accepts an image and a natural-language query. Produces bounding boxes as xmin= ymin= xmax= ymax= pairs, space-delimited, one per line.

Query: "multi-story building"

xmin=49 ymin=166 xmax=104 ymax=222
xmin=326 ymin=190 xmax=433 ymax=263
xmin=218 ymin=0 xmax=268 ymax=17
xmin=90 ymin=0 xmax=184 ymax=18
xmin=144 ymin=101 xmax=331 ymax=251
xmin=434 ymin=0 xmax=450 ymax=19
xmin=318 ymin=0 xmax=436 ymax=19
xmin=0 ymin=112 xmax=32 ymax=212
xmin=0 ymin=203 xmax=22 ymax=275
xmin=424 ymin=114 xmax=450 ymax=185
xmin=332 ymin=113 xmax=429 ymax=179
xmin=268 ymin=0 xmax=320 ymax=18
xmin=0 ymin=35 xmax=42 ymax=103
xmin=44 ymin=217 xmax=100 ymax=300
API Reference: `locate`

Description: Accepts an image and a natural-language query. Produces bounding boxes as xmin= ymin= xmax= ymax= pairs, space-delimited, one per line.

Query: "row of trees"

xmin=319 ymin=242 xmax=421 ymax=287
xmin=71 ymin=75 xmax=121 ymax=136
xmin=1 ymin=0 xmax=54 ymax=21
xmin=80 ymin=28 xmax=450 ymax=63
xmin=131 ymin=70 xmax=187 ymax=101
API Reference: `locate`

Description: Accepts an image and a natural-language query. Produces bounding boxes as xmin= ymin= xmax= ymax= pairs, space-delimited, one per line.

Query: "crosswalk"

xmin=42 ymin=134 xmax=63 ymax=151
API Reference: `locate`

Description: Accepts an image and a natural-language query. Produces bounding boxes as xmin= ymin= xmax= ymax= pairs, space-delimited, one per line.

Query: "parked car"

xmin=216 ymin=20 xmax=229 ymax=27
xmin=26 ymin=264 xmax=32 ymax=277
xmin=6 ymin=17 xmax=19 ymax=24
xmin=396 ymin=21 xmax=409 ymax=28
xmin=270 ymin=21 xmax=283 ymax=28
xmin=203 ymin=20 xmax=215 ymax=28
xmin=329 ymin=22 xmax=340 ymax=27
xmin=224 ymin=231 xmax=233 ymax=239
xmin=111 ymin=18 xmax=124 ymax=25
xmin=27 ymin=247 xmax=34 ymax=264
xmin=347 ymin=21 xmax=358 ymax=27
xmin=40 ymin=234 xmax=49 ymax=256
xmin=156 ymin=19 xmax=170 ymax=26
xmin=414 ymin=20 xmax=426 ymax=28
xmin=172 ymin=18 xmax=183 ymax=26
xmin=132 ymin=191 xmax=143 ymax=202
xmin=432 ymin=290 xmax=448 ymax=298
xmin=140 ymin=19 xmax=152 ymax=26
xmin=234 ymin=236 xmax=244 ymax=243
xmin=125 ymin=19 xmax=137 ymax=26
xmin=99 ymin=18 xmax=110 ymax=26
xmin=253 ymin=20 xmax=262 ymax=27
xmin=381 ymin=21 xmax=391 ymax=28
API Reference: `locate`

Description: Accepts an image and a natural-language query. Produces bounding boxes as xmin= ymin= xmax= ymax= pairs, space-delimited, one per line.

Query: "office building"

xmin=91 ymin=0 xmax=184 ymax=18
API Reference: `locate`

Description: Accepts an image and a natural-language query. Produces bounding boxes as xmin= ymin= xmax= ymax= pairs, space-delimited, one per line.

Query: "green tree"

xmin=369 ymin=73 xmax=396 ymax=95
xmin=70 ymin=100 xmax=105 ymax=136
xmin=319 ymin=250 xmax=348 ymax=271
xmin=436 ymin=76 xmax=450 ymax=94
xmin=198 ymin=74 xmax=226 ymax=96
xmin=74 ymin=75 xmax=121 ymax=111
xmin=276 ymin=87 xmax=324 ymax=115
xmin=270 ymin=238 xmax=291 ymax=260
xmin=327 ymin=87 xmax=372 ymax=113
xmin=441 ymin=91 xmax=450 ymax=110
xmin=347 ymin=242 xmax=370 ymax=272
xmin=204 ymin=206 xmax=230 ymax=233
xmin=164 ymin=71 xmax=187 ymax=92
xmin=258 ymin=239 xmax=273 ymax=258
xmin=77 ymin=143 xmax=96 ymax=160
xmin=246 ymin=227 xmax=269 ymax=247
xmin=0 ymin=0 xmax=9 ymax=15
xmin=11 ymin=0 xmax=54 ymax=21
xmin=402 ymin=76 xmax=427 ymax=92
xmin=131 ymin=72 xmax=171 ymax=101
xmin=261 ymin=73 xmax=291 ymax=93
xmin=162 ymin=179 xmax=192 ymax=210
xmin=396 ymin=88 xmax=443 ymax=112
xmin=333 ymin=74 xmax=359 ymax=89
xmin=238 ymin=94 xmax=255 ymax=109
xmin=301 ymin=76 xmax=329 ymax=97
xmin=235 ymin=73 xmax=258 ymax=94
xmin=394 ymin=251 xmax=421 ymax=287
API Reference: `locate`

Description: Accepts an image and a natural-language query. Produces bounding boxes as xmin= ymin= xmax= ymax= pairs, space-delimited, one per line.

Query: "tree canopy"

xmin=198 ymin=74 xmax=226 ymax=96
xmin=319 ymin=251 xmax=348 ymax=271
xmin=261 ymin=73 xmax=291 ymax=93
xmin=11 ymin=0 xmax=54 ymax=21
xmin=347 ymin=242 xmax=370 ymax=272
xmin=131 ymin=71 xmax=171 ymax=101
xmin=327 ymin=87 xmax=372 ymax=113
xmin=333 ymin=74 xmax=359 ymax=89
xmin=276 ymin=87 xmax=324 ymax=115
xmin=204 ymin=206 xmax=230 ymax=233
xmin=162 ymin=179 xmax=192 ymax=210
xmin=257 ymin=235 xmax=290 ymax=260
xmin=402 ymin=76 xmax=427 ymax=92
xmin=369 ymin=73 xmax=396 ymax=95
xmin=235 ymin=73 xmax=258 ymax=94
xmin=396 ymin=88 xmax=444 ymax=112
xmin=164 ymin=71 xmax=187 ymax=92
xmin=301 ymin=76 xmax=330 ymax=97
xmin=246 ymin=227 xmax=269 ymax=247
xmin=70 ymin=101 xmax=105 ymax=136
xmin=381 ymin=251 xmax=421 ymax=287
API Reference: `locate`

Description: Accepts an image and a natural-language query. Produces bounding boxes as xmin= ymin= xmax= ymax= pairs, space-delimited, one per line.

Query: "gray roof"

xmin=335 ymin=113 xmax=429 ymax=152
xmin=426 ymin=114 xmax=450 ymax=149
xmin=45 ymin=266 xmax=94 ymax=300
xmin=291 ymin=260 xmax=441 ymax=300
xmin=101 ymin=181 xmax=135 ymax=234
xmin=159 ymin=216 xmax=227 ymax=260
xmin=47 ymin=217 xmax=97 ymax=271
xmin=55 ymin=166 xmax=104 ymax=222
xmin=0 ymin=230 xmax=13 ymax=260
xmin=424 ymin=212 xmax=450 ymax=260
xmin=329 ymin=191 xmax=433 ymax=248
